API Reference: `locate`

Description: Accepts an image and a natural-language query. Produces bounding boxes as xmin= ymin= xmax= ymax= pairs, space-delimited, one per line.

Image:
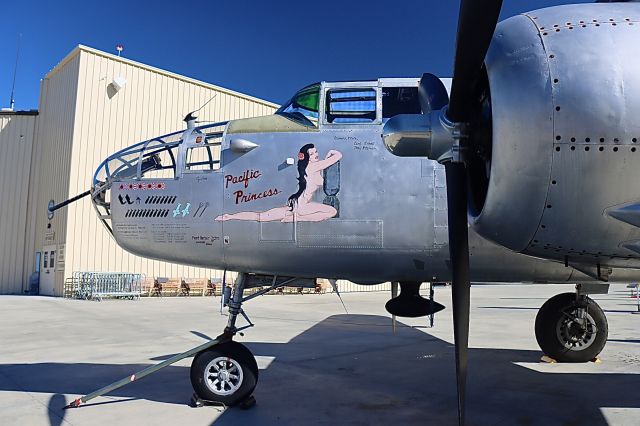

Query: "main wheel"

xmin=535 ymin=292 xmax=608 ymax=363
xmin=190 ymin=341 xmax=258 ymax=406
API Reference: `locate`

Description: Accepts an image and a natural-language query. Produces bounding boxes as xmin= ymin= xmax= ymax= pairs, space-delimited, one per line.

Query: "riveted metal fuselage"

xmin=107 ymin=101 xmax=639 ymax=284
xmin=105 ymin=2 xmax=640 ymax=285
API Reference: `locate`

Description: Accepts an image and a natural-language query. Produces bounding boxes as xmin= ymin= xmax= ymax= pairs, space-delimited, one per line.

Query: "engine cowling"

xmin=470 ymin=3 xmax=640 ymax=267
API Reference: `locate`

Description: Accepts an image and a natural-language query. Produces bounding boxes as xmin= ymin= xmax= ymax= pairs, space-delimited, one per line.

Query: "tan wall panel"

xmin=25 ymin=54 xmax=81 ymax=296
xmin=0 ymin=114 xmax=36 ymax=293
xmin=21 ymin=83 xmax=47 ymax=293
xmin=57 ymin=48 xmax=277 ymax=293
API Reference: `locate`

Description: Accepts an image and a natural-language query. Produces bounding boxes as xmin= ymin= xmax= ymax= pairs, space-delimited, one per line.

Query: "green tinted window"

xmin=277 ymin=84 xmax=320 ymax=127
xmin=294 ymin=86 xmax=319 ymax=112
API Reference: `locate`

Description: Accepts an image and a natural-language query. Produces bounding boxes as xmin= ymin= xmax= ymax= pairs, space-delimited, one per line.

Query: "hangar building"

xmin=0 ymin=45 xmax=278 ymax=295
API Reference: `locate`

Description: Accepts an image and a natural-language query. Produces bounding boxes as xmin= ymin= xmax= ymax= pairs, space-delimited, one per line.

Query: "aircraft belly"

xmin=223 ymin=245 xmax=433 ymax=282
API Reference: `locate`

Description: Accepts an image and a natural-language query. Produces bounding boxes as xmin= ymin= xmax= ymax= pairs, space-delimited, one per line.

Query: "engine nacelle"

xmin=472 ymin=3 xmax=640 ymax=267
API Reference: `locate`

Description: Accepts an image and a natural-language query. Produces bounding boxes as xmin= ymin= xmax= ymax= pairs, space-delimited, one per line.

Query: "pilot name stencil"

xmin=353 ymin=140 xmax=377 ymax=151
xmin=334 ymin=135 xmax=357 ymax=142
xmin=192 ymin=235 xmax=220 ymax=246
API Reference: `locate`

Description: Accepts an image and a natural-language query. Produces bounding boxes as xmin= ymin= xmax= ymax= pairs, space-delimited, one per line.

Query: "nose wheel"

xmin=190 ymin=341 xmax=258 ymax=406
xmin=190 ymin=273 xmax=300 ymax=407
xmin=62 ymin=272 xmax=298 ymax=411
xmin=535 ymin=292 xmax=608 ymax=363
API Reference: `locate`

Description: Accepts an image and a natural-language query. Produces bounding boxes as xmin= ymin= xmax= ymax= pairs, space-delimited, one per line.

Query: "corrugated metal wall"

xmin=0 ymin=113 xmax=37 ymax=294
xmin=54 ymin=47 xmax=277 ymax=294
xmin=24 ymin=53 xmax=82 ymax=295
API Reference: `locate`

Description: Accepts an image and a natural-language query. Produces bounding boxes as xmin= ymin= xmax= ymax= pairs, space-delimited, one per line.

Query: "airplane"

xmin=49 ymin=0 xmax=640 ymax=424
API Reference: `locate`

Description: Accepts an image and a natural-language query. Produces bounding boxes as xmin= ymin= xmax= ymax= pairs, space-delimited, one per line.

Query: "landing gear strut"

xmin=190 ymin=273 xmax=306 ymax=406
xmin=535 ymin=285 xmax=609 ymax=363
xmin=189 ymin=272 xmax=267 ymax=406
xmin=64 ymin=272 xmax=298 ymax=410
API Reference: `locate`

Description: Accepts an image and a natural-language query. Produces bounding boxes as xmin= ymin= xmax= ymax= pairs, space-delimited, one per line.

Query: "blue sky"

xmin=0 ymin=0 xmax=589 ymax=110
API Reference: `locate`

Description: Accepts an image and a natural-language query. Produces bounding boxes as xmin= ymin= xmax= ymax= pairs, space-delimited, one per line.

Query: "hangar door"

xmin=40 ymin=245 xmax=56 ymax=296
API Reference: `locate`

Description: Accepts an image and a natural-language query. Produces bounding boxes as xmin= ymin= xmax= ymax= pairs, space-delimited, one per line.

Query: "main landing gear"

xmin=383 ymin=281 xmax=610 ymax=364
xmin=535 ymin=284 xmax=609 ymax=363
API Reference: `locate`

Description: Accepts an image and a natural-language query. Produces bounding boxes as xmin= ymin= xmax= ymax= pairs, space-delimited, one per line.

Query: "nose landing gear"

xmin=64 ymin=272 xmax=300 ymax=410
xmin=189 ymin=273 xmax=302 ymax=407
xmin=190 ymin=341 xmax=259 ymax=407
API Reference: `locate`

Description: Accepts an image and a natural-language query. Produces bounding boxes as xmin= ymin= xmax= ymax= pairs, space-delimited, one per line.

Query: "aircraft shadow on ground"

xmin=0 ymin=314 xmax=637 ymax=426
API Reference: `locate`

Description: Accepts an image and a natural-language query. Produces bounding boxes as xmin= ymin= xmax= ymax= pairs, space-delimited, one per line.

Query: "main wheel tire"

xmin=535 ymin=292 xmax=608 ymax=363
xmin=190 ymin=341 xmax=258 ymax=406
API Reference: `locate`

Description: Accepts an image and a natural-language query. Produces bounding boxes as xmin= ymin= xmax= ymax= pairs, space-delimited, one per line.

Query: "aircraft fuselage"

xmin=105 ymin=79 xmax=640 ymax=284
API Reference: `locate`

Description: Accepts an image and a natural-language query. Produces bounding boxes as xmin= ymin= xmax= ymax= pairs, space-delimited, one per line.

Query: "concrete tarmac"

xmin=0 ymin=283 xmax=638 ymax=426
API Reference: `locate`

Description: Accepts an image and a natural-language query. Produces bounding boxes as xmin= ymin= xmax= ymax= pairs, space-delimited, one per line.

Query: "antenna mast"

xmin=9 ymin=34 xmax=22 ymax=111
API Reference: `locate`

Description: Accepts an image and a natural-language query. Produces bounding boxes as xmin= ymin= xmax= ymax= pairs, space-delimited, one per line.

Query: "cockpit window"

xmin=276 ymin=84 xmax=320 ymax=127
xmin=382 ymin=87 xmax=421 ymax=118
xmin=325 ymin=88 xmax=377 ymax=124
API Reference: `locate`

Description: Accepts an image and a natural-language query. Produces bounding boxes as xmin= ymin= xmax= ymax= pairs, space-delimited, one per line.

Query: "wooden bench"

xmin=182 ymin=278 xmax=211 ymax=296
xmin=205 ymin=278 xmax=222 ymax=296
xmin=140 ymin=277 xmax=156 ymax=296
xmin=146 ymin=277 xmax=224 ymax=297
xmin=153 ymin=277 xmax=182 ymax=296
xmin=182 ymin=278 xmax=203 ymax=296
xmin=171 ymin=278 xmax=223 ymax=296
xmin=150 ymin=277 xmax=166 ymax=297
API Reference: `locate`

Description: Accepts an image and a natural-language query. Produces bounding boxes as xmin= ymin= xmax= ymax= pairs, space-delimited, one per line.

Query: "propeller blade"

xmin=418 ymin=73 xmax=449 ymax=114
xmin=448 ymin=0 xmax=503 ymax=122
xmin=444 ymin=162 xmax=471 ymax=426
xmin=391 ymin=281 xmax=398 ymax=334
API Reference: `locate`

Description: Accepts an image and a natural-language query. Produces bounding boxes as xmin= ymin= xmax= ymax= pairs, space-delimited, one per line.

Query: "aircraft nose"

xmin=91 ymin=121 xmax=226 ymax=235
xmin=91 ymin=133 xmax=180 ymax=235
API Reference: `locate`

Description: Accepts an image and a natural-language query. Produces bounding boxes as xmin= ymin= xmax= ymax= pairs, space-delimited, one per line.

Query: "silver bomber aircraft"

xmin=52 ymin=1 xmax=640 ymax=424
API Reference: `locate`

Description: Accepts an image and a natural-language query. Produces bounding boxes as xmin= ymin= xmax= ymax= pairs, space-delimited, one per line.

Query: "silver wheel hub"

xmin=555 ymin=307 xmax=597 ymax=351
xmin=204 ymin=357 xmax=244 ymax=396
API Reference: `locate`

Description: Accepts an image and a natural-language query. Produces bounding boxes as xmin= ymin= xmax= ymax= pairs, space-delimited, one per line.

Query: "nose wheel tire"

xmin=190 ymin=341 xmax=258 ymax=406
xmin=535 ymin=292 xmax=608 ymax=363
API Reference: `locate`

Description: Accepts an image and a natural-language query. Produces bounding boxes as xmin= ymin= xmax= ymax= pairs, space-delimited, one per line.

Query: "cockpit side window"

xmin=276 ymin=84 xmax=320 ymax=127
xmin=183 ymin=130 xmax=223 ymax=173
xmin=185 ymin=144 xmax=221 ymax=171
xmin=325 ymin=88 xmax=377 ymax=124
xmin=382 ymin=87 xmax=421 ymax=119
